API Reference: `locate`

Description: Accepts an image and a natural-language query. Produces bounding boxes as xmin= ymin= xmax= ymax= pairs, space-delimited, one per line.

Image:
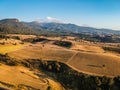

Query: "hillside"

xmin=0 ymin=18 xmax=120 ymax=35
xmin=0 ymin=35 xmax=119 ymax=77
xmin=36 ymin=22 xmax=120 ymax=34
xmin=1 ymin=54 xmax=120 ymax=90
xmin=0 ymin=18 xmax=120 ymax=44
xmin=0 ymin=19 xmax=120 ymax=90
xmin=0 ymin=19 xmax=37 ymax=34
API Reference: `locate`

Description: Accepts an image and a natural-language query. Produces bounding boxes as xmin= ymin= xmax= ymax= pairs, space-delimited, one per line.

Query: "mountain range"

xmin=0 ymin=18 xmax=120 ymax=35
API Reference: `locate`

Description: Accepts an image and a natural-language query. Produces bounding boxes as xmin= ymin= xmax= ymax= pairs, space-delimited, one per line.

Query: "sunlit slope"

xmin=8 ymin=43 xmax=74 ymax=62
xmin=0 ymin=45 xmax=23 ymax=54
xmin=71 ymin=44 xmax=104 ymax=53
xmin=0 ymin=63 xmax=64 ymax=90
xmin=0 ymin=39 xmax=24 ymax=54
xmin=0 ymin=64 xmax=48 ymax=90
xmin=67 ymin=51 xmax=120 ymax=77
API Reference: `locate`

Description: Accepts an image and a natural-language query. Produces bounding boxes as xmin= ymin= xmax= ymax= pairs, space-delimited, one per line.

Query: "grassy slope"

xmin=0 ymin=64 xmax=48 ymax=90
xmin=0 ymin=39 xmax=66 ymax=90
xmin=67 ymin=51 xmax=120 ymax=77
xmin=8 ymin=43 xmax=74 ymax=62
xmin=1 ymin=36 xmax=120 ymax=77
xmin=0 ymin=62 xmax=65 ymax=90
xmin=0 ymin=45 xmax=23 ymax=54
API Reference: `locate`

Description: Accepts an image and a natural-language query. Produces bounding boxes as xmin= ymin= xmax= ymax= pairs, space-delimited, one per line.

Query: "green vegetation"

xmin=73 ymin=33 xmax=120 ymax=43
xmin=0 ymin=34 xmax=9 ymax=40
xmin=10 ymin=36 xmax=20 ymax=40
xmin=0 ymin=19 xmax=120 ymax=43
xmin=0 ymin=18 xmax=120 ymax=43
xmin=0 ymin=54 xmax=19 ymax=66
xmin=39 ymin=61 xmax=115 ymax=90
xmin=0 ymin=19 xmax=37 ymax=35
xmin=15 ymin=59 xmax=120 ymax=90
xmin=22 ymin=37 xmax=48 ymax=43
xmin=102 ymin=47 xmax=120 ymax=54
xmin=53 ymin=40 xmax=72 ymax=48
xmin=0 ymin=34 xmax=20 ymax=40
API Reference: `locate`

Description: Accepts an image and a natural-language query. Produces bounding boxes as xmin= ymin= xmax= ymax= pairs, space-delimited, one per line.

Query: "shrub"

xmin=53 ymin=40 xmax=72 ymax=48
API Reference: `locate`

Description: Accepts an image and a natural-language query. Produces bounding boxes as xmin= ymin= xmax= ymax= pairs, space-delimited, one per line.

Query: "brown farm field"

xmin=8 ymin=42 xmax=75 ymax=62
xmin=0 ymin=35 xmax=120 ymax=89
xmin=0 ymin=35 xmax=120 ymax=77
xmin=67 ymin=51 xmax=120 ymax=77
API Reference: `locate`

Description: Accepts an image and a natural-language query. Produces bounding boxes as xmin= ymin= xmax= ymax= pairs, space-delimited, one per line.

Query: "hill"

xmin=0 ymin=19 xmax=37 ymax=34
xmin=1 ymin=54 xmax=120 ymax=90
xmin=0 ymin=34 xmax=120 ymax=90
xmin=0 ymin=18 xmax=120 ymax=35
xmin=27 ymin=22 xmax=120 ymax=35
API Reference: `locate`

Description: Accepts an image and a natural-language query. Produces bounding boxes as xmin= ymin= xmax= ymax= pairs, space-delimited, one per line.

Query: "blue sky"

xmin=0 ymin=0 xmax=120 ymax=30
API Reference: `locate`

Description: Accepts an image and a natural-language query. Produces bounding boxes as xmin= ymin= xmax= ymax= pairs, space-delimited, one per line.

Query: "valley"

xmin=0 ymin=34 xmax=120 ymax=90
xmin=1 ymin=0 xmax=120 ymax=89
xmin=0 ymin=19 xmax=120 ymax=90
xmin=1 ymin=35 xmax=120 ymax=77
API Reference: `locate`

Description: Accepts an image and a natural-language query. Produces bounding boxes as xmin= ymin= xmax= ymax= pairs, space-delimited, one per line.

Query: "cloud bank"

xmin=35 ymin=17 xmax=64 ymax=23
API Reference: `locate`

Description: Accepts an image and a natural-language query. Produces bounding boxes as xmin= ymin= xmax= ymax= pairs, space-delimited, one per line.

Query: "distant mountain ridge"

xmin=37 ymin=22 xmax=120 ymax=34
xmin=0 ymin=18 xmax=120 ymax=35
xmin=0 ymin=18 xmax=38 ymax=34
xmin=26 ymin=20 xmax=120 ymax=35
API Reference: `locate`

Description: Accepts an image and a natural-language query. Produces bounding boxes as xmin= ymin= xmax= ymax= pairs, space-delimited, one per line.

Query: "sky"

xmin=0 ymin=0 xmax=120 ymax=30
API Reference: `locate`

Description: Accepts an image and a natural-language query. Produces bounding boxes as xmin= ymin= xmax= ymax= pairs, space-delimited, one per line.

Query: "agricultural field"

xmin=0 ymin=35 xmax=120 ymax=77
xmin=0 ymin=35 xmax=120 ymax=89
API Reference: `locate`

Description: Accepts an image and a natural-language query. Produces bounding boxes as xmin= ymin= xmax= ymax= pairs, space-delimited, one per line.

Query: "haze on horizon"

xmin=0 ymin=0 xmax=120 ymax=30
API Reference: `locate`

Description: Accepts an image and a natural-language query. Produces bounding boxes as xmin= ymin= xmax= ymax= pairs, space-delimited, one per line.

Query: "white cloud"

xmin=35 ymin=17 xmax=64 ymax=23
xmin=46 ymin=16 xmax=64 ymax=23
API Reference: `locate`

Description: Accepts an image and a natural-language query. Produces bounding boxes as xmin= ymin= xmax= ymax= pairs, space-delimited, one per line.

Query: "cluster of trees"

xmin=0 ymin=19 xmax=71 ymax=36
xmin=72 ymin=33 xmax=120 ymax=43
xmin=39 ymin=60 xmax=120 ymax=90
xmin=53 ymin=40 xmax=72 ymax=48
xmin=91 ymin=35 xmax=120 ymax=43
xmin=0 ymin=19 xmax=120 ymax=43
xmin=102 ymin=47 xmax=120 ymax=54
xmin=0 ymin=19 xmax=38 ymax=35
xmin=22 ymin=37 xmax=48 ymax=43
xmin=0 ymin=24 xmax=37 ymax=35
xmin=0 ymin=34 xmax=9 ymax=40
xmin=0 ymin=34 xmax=20 ymax=41
xmin=0 ymin=54 xmax=19 ymax=66
xmin=1 ymin=54 xmax=120 ymax=90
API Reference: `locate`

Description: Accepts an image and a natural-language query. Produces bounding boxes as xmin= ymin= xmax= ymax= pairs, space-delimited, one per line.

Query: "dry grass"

xmin=47 ymin=79 xmax=65 ymax=90
xmin=8 ymin=43 xmax=74 ymax=62
xmin=0 ymin=45 xmax=23 ymax=54
xmin=0 ymin=63 xmax=65 ymax=90
xmin=1 ymin=35 xmax=120 ymax=77
xmin=67 ymin=51 xmax=120 ymax=77
xmin=0 ymin=64 xmax=48 ymax=89
xmin=7 ymin=34 xmax=36 ymax=40
xmin=71 ymin=44 xmax=104 ymax=53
